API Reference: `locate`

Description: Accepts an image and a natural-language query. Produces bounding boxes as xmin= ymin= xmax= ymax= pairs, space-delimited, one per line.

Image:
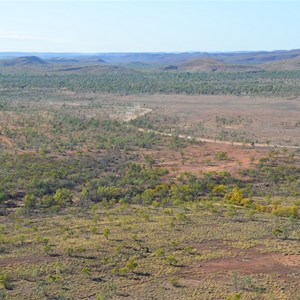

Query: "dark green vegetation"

xmin=1 ymin=70 xmax=300 ymax=96
xmin=0 ymin=57 xmax=300 ymax=299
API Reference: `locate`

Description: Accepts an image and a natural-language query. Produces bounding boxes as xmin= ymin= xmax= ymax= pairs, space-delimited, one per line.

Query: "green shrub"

xmin=23 ymin=193 xmax=37 ymax=209
xmin=164 ymin=255 xmax=178 ymax=266
xmin=53 ymin=188 xmax=73 ymax=207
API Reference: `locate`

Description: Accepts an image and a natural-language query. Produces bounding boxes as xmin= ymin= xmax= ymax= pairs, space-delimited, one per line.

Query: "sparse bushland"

xmin=0 ymin=69 xmax=300 ymax=299
xmin=0 ymin=198 xmax=299 ymax=299
xmin=0 ymin=144 xmax=299 ymax=299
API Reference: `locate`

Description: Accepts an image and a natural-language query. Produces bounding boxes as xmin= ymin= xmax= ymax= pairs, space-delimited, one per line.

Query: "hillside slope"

xmin=0 ymin=56 xmax=47 ymax=67
xmin=262 ymin=55 xmax=300 ymax=70
xmin=174 ymin=58 xmax=262 ymax=72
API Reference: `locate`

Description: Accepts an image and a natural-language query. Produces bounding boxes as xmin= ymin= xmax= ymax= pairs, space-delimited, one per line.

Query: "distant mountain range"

xmin=1 ymin=49 xmax=300 ymax=72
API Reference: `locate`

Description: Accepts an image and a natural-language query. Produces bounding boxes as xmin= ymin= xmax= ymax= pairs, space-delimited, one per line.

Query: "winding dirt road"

xmin=126 ymin=107 xmax=300 ymax=150
xmin=137 ymin=128 xmax=300 ymax=150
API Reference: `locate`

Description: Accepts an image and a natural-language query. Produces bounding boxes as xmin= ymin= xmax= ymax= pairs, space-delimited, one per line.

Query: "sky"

xmin=0 ymin=0 xmax=299 ymax=53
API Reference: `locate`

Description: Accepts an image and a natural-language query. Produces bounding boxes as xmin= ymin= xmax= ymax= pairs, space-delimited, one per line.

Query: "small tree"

xmin=164 ymin=255 xmax=178 ymax=266
xmin=0 ymin=272 xmax=11 ymax=290
xmin=53 ymin=188 xmax=73 ymax=207
xmin=103 ymin=227 xmax=110 ymax=240
xmin=144 ymin=155 xmax=155 ymax=169
xmin=224 ymin=187 xmax=244 ymax=205
xmin=125 ymin=257 xmax=138 ymax=272
xmin=23 ymin=193 xmax=37 ymax=209
xmin=216 ymin=151 xmax=230 ymax=161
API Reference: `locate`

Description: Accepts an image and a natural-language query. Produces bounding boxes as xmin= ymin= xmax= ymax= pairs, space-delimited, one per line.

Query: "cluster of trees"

xmin=0 ymin=144 xmax=299 ymax=217
xmin=0 ymin=106 xmax=171 ymax=152
xmin=242 ymin=150 xmax=300 ymax=197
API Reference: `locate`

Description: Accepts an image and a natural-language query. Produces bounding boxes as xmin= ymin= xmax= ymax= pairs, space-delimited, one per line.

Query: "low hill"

xmin=70 ymin=56 xmax=107 ymax=64
xmin=0 ymin=56 xmax=125 ymax=74
xmin=0 ymin=56 xmax=47 ymax=67
xmin=46 ymin=57 xmax=106 ymax=65
xmin=173 ymin=57 xmax=262 ymax=72
xmin=51 ymin=64 xmax=127 ymax=74
xmin=211 ymin=49 xmax=300 ymax=65
xmin=262 ymin=55 xmax=300 ymax=70
xmin=46 ymin=58 xmax=80 ymax=64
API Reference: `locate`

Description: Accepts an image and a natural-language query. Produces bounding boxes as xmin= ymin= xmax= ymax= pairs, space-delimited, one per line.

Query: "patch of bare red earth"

xmin=175 ymin=240 xmax=300 ymax=289
xmin=142 ymin=142 xmax=266 ymax=177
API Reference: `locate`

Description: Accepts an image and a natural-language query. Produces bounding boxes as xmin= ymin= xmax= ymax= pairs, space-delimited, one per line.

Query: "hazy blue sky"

xmin=0 ymin=1 xmax=299 ymax=53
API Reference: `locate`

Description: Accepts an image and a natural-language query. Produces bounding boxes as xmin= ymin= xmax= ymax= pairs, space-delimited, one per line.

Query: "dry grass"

xmin=0 ymin=203 xmax=299 ymax=299
xmin=114 ymin=94 xmax=300 ymax=147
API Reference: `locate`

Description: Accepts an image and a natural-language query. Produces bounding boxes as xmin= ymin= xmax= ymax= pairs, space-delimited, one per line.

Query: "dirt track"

xmin=118 ymin=94 xmax=300 ymax=149
xmin=121 ymin=104 xmax=300 ymax=150
xmin=137 ymin=127 xmax=300 ymax=150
